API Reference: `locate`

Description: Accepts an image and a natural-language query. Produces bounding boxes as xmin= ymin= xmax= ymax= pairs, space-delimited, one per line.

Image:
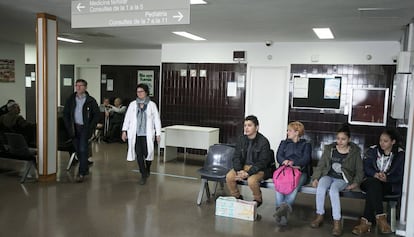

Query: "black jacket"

xmin=63 ymin=92 xmax=100 ymax=139
xmin=364 ymin=145 xmax=405 ymax=194
xmin=232 ymin=132 xmax=274 ymax=178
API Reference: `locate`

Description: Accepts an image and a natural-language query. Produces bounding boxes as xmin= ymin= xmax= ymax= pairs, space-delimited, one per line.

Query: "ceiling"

xmin=0 ymin=0 xmax=413 ymax=50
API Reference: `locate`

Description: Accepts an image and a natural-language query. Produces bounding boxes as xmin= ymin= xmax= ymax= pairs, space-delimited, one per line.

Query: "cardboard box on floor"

xmin=215 ymin=196 xmax=257 ymax=221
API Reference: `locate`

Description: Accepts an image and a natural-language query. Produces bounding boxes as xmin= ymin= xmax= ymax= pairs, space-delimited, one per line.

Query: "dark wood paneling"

xmin=100 ymin=65 xmax=160 ymax=106
xmin=289 ymin=64 xmax=406 ymax=159
xmin=25 ymin=64 xmax=36 ymax=123
xmin=60 ymin=64 xmax=74 ymax=106
xmin=162 ymin=63 xmax=246 ymax=147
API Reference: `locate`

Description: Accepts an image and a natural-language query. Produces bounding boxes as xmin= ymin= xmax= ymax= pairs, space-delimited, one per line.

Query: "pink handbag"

xmin=272 ymin=165 xmax=302 ymax=195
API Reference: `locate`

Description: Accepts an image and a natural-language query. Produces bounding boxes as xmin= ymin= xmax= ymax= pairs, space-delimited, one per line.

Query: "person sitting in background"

xmin=0 ymin=101 xmax=36 ymax=146
xmin=310 ymin=124 xmax=364 ymax=236
xmin=274 ymin=121 xmax=312 ymax=227
xmin=95 ymin=98 xmax=111 ymax=139
xmin=0 ymin=99 xmax=15 ymax=117
xmin=104 ymin=97 xmax=127 ymax=143
xmin=352 ymin=129 xmax=405 ymax=235
xmin=225 ymin=115 xmax=273 ymax=207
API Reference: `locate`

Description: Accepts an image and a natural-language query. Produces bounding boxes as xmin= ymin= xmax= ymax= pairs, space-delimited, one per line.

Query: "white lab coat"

xmin=122 ymin=100 xmax=161 ymax=161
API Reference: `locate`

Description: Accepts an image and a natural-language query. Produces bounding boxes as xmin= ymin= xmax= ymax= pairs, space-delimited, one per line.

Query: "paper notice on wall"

xmin=25 ymin=76 xmax=31 ymax=87
xmin=293 ymin=77 xmax=309 ymax=98
xmin=227 ymin=82 xmax=237 ymax=97
xmin=107 ymin=79 xmax=113 ymax=91
xmin=137 ymin=70 xmax=154 ymax=96
xmin=63 ymin=78 xmax=72 ymax=86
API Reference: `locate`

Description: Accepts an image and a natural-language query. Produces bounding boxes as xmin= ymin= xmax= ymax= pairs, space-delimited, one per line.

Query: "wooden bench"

xmin=237 ymin=179 xmax=400 ymax=231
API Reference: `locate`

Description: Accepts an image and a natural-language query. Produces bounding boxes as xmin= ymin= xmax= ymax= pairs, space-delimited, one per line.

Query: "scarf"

xmin=136 ymin=97 xmax=150 ymax=136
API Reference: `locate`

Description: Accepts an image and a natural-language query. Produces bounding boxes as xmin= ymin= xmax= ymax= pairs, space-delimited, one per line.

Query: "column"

xmin=36 ymin=13 xmax=58 ymax=181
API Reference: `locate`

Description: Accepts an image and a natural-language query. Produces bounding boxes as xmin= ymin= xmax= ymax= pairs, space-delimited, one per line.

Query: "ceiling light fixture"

xmin=190 ymin=0 xmax=207 ymax=5
xmin=57 ymin=37 xmax=83 ymax=43
xmin=312 ymin=28 xmax=335 ymax=39
xmin=172 ymin=31 xmax=206 ymax=41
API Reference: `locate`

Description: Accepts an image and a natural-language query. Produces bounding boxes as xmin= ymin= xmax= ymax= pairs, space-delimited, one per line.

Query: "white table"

xmin=163 ymin=125 xmax=219 ymax=162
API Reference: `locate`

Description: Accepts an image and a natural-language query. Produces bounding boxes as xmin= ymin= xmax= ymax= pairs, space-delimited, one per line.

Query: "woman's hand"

xmin=121 ymin=131 xmax=127 ymax=142
xmin=345 ymin=183 xmax=358 ymax=190
xmin=282 ymin=160 xmax=293 ymax=166
xmin=312 ymin=179 xmax=319 ymax=188
xmin=156 ymin=135 xmax=161 ymax=144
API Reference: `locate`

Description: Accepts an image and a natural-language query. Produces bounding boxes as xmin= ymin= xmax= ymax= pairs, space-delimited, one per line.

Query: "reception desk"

xmin=163 ymin=125 xmax=219 ymax=162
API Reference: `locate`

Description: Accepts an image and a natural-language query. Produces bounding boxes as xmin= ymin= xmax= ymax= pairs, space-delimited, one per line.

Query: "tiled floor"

xmin=0 ymin=142 xmax=397 ymax=237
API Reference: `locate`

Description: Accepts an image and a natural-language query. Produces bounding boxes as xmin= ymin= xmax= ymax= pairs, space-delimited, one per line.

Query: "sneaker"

xmin=273 ymin=212 xmax=281 ymax=224
xmin=275 ymin=203 xmax=290 ymax=217
xmin=236 ymin=195 xmax=243 ymax=200
xmin=279 ymin=215 xmax=288 ymax=226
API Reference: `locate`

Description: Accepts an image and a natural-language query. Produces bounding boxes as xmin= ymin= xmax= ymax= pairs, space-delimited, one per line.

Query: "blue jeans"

xmin=315 ymin=176 xmax=347 ymax=220
xmin=275 ymin=173 xmax=308 ymax=208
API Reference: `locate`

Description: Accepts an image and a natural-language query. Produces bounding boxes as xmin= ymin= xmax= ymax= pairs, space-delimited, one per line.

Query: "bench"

xmin=237 ymin=179 xmax=400 ymax=231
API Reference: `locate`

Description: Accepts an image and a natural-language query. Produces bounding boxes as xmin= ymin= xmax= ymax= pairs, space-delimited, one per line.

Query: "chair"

xmin=4 ymin=133 xmax=37 ymax=183
xmin=57 ymin=116 xmax=78 ymax=170
xmin=196 ymin=144 xmax=235 ymax=205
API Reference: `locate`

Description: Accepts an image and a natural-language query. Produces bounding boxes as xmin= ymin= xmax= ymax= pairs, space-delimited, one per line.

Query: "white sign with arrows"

xmin=71 ymin=0 xmax=190 ymax=28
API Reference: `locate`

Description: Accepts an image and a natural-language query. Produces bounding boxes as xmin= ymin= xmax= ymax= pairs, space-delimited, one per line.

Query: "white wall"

xmin=25 ymin=45 xmax=161 ymax=65
xmin=162 ymin=41 xmax=400 ymax=65
xmin=0 ymin=40 xmax=26 ymax=116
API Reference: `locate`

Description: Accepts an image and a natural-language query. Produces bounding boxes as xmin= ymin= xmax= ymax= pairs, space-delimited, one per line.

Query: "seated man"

xmin=225 ymin=115 xmax=273 ymax=207
xmin=0 ymin=101 xmax=36 ymax=147
xmin=104 ymin=97 xmax=126 ymax=143
xmin=0 ymin=99 xmax=15 ymax=117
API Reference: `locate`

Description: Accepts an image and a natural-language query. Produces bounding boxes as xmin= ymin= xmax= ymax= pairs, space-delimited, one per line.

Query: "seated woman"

xmin=352 ymin=128 xmax=405 ymax=235
xmin=310 ymin=124 xmax=364 ymax=236
xmin=104 ymin=97 xmax=127 ymax=143
xmin=273 ymin=121 xmax=311 ymax=226
xmin=225 ymin=115 xmax=273 ymax=207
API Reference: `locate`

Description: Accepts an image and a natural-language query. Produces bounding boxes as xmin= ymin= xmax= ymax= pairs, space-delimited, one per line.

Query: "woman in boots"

xmin=352 ymin=128 xmax=405 ymax=235
xmin=274 ymin=121 xmax=312 ymax=227
xmin=122 ymin=83 xmax=161 ymax=185
xmin=310 ymin=124 xmax=364 ymax=236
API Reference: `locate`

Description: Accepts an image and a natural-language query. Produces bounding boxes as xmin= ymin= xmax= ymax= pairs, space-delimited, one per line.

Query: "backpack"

xmin=272 ymin=165 xmax=302 ymax=195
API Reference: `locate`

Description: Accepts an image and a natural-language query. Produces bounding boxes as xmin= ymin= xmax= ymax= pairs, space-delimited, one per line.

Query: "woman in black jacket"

xmin=352 ymin=128 xmax=405 ymax=235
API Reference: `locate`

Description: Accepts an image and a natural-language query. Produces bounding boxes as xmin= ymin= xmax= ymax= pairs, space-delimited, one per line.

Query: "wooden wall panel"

xmin=101 ymin=65 xmax=160 ymax=106
xmin=162 ymin=63 xmax=246 ymax=146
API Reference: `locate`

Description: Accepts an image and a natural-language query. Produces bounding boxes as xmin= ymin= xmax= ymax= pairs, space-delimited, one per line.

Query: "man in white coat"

xmin=121 ymin=83 xmax=161 ymax=185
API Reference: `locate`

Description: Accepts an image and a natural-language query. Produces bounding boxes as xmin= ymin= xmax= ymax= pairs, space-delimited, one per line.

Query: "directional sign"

xmin=71 ymin=0 xmax=190 ymax=28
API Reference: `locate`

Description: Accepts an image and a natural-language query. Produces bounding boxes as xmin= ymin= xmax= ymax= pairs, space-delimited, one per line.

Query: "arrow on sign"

xmin=77 ymin=3 xmax=85 ymax=12
xmin=173 ymin=11 xmax=183 ymax=21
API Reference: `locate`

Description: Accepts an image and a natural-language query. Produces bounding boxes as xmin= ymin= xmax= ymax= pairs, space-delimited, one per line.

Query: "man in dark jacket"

xmin=63 ymin=79 xmax=100 ymax=182
xmin=226 ymin=115 xmax=273 ymax=207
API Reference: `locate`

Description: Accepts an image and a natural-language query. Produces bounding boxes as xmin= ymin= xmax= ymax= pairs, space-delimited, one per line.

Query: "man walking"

xmin=63 ymin=79 xmax=100 ymax=182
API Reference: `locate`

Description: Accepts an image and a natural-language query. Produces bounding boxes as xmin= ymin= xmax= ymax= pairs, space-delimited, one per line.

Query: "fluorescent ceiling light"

xmin=57 ymin=37 xmax=83 ymax=43
xmin=190 ymin=0 xmax=207 ymax=4
xmin=172 ymin=31 xmax=206 ymax=41
xmin=312 ymin=28 xmax=334 ymax=39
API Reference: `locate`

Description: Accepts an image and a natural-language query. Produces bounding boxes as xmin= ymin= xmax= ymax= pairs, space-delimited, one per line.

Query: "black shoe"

xmin=236 ymin=195 xmax=243 ymax=200
xmin=255 ymin=200 xmax=263 ymax=208
xmin=88 ymin=160 xmax=94 ymax=166
xmin=75 ymin=175 xmax=84 ymax=183
xmin=139 ymin=177 xmax=147 ymax=185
